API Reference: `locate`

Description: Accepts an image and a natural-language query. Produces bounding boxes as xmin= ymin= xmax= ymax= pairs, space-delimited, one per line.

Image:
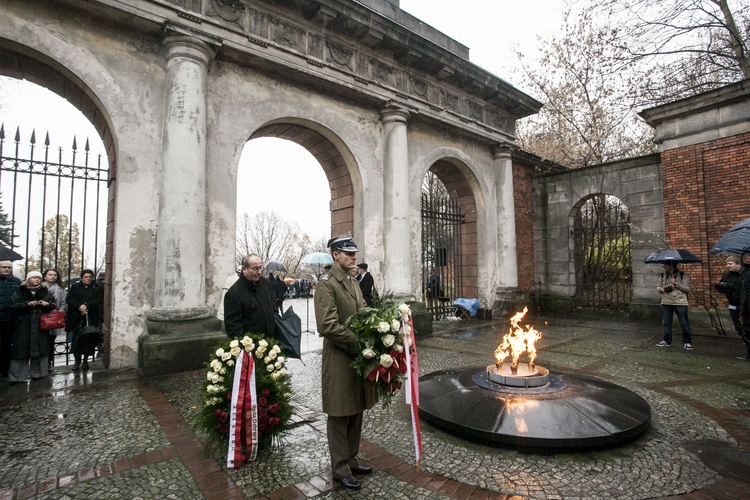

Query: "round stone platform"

xmin=418 ymin=367 xmax=651 ymax=451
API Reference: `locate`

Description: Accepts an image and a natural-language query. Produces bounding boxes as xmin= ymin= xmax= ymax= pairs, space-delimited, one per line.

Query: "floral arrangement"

xmin=346 ymin=299 xmax=413 ymax=407
xmin=196 ymin=334 xmax=294 ymax=453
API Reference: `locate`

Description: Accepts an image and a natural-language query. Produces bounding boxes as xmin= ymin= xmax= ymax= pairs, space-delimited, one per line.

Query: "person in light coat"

xmin=656 ymin=262 xmax=693 ymax=350
xmin=314 ymin=235 xmax=376 ymax=491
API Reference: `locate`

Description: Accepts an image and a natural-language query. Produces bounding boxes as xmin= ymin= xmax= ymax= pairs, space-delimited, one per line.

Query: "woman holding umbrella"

xmin=656 ymin=261 xmax=694 ymax=350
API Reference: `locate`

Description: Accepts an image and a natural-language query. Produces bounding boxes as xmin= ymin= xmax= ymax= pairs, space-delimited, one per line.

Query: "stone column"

xmin=493 ymin=145 xmax=519 ymax=289
xmin=149 ymin=34 xmax=215 ymax=320
xmin=380 ymin=103 xmax=412 ymax=295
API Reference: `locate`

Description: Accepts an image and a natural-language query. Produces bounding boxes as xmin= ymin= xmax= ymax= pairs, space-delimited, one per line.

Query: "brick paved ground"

xmin=1 ymin=300 xmax=748 ymax=499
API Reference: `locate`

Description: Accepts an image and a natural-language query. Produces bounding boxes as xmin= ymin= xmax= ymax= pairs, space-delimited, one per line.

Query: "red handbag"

xmin=40 ymin=309 xmax=66 ymax=330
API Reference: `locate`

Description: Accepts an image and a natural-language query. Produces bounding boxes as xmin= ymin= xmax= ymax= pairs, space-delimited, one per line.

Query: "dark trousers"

xmin=730 ymin=308 xmax=750 ymax=355
xmin=0 ymin=320 xmax=13 ymax=377
xmin=327 ymin=412 xmax=363 ymax=479
xmin=661 ymin=304 xmax=692 ymax=344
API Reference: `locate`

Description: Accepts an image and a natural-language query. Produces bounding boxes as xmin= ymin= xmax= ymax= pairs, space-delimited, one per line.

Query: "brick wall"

xmin=662 ymin=132 xmax=750 ymax=301
xmin=513 ymin=161 xmax=537 ymax=293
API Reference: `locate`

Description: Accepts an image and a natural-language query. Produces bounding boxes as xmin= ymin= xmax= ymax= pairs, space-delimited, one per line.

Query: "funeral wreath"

xmin=196 ymin=334 xmax=294 ymax=455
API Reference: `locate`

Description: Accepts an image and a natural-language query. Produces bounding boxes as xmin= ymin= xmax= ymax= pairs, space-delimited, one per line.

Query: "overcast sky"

xmin=0 ymin=1 xmax=564 ymax=242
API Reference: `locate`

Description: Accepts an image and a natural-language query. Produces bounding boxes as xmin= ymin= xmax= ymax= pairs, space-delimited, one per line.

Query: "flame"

xmin=493 ymin=307 xmax=542 ymax=369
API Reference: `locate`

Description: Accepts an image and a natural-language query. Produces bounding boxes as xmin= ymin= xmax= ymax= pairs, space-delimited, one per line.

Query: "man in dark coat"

xmin=0 ymin=260 xmax=21 ymax=378
xmin=715 ymin=255 xmax=750 ymax=359
xmin=224 ymin=254 xmax=276 ymax=339
xmin=314 ymin=236 xmax=375 ymax=491
xmin=356 ymin=263 xmax=375 ymax=306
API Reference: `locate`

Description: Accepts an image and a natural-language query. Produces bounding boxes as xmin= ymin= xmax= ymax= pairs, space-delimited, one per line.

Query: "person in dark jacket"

xmin=722 ymin=255 xmax=750 ymax=360
xmin=66 ymin=269 xmax=103 ymax=371
xmin=8 ymin=271 xmax=56 ymax=382
xmin=0 ymin=260 xmax=21 ymax=378
xmin=356 ymin=263 xmax=375 ymax=306
xmin=224 ymin=254 xmax=276 ymax=339
xmin=274 ymin=275 xmax=288 ymax=314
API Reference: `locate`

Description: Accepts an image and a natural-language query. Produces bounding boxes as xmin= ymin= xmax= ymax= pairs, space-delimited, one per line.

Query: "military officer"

xmin=314 ymin=235 xmax=375 ymax=490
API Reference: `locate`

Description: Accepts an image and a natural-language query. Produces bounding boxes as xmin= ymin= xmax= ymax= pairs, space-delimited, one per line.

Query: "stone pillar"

xmin=492 ymin=145 xmax=522 ymax=314
xmin=380 ymin=103 xmax=412 ymax=295
xmin=150 ymin=34 xmax=215 ymax=321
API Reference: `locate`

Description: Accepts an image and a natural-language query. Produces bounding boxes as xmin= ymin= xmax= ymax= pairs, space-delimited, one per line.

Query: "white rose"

xmin=210 ymin=359 xmax=222 ymax=372
xmin=362 ymin=347 xmax=376 ymax=359
xmin=278 ymin=368 xmax=287 ymax=377
xmin=394 ymin=343 xmax=404 ymax=353
xmin=230 ymin=346 xmax=241 ymax=357
xmin=398 ymin=303 xmax=411 ymax=316
xmin=259 ymin=339 xmax=268 ymax=347
xmin=229 ymin=339 xmax=239 ymax=349
xmin=267 ymin=364 xmax=275 ymax=372
xmin=378 ymin=321 xmax=390 ymax=333
xmin=226 ymin=359 xmax=234 ymax=367
xmin=268 ymin=350 xmax=277 ymax=360
xmin=391 ymin=319 xmax=400 ymax=332
xmin=272 ymin=345 xmax=281 ymax=354
xmin=256 ymin=346 xmax=266 ymax=357
xmin=220 ymin=367 xmax=226 ymax=375
xmin=382 ymin=334 xmax=395 ymax=347
xmin=271 ymin=371 xmax=281 ymax=380
xmin=215 ymin=348 xmax=225 ymax=357
xmin=208 ymin=373 xmax=220 ymax=384
xmin=206 ymin=371 xmax=214 ymax=381
xmin=274 ymin=361 xmax=282 ymax=369
xmin=277 ymin=356 xmax=285 ymax=364
xmin=264 ymin=356 xmax=272 ymax=364
xmin=380 ymin=353 xmax=394 ymax=368
xmin=241 ymin=337 xmax=255 ymax=350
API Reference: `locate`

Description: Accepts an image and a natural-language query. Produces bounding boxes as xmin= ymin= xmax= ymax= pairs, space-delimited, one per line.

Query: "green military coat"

xmin=314 ymin=264 xmax=373 ymax=416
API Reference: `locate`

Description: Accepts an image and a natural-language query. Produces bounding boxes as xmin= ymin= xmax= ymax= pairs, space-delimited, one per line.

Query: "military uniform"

xmin=314 ymin=253 xmax=373 ymax=481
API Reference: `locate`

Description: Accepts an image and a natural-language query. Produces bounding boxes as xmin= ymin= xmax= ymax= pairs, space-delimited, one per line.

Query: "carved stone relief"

xmin=326 ymin=41 xmax=353 ymax=70
xmin=409 ymin=76 xmax=428 ymax=98
xmin=207 ymin=0 xmax=245 ymax=24
xmin=269 ymin=17 xmax=306 ymax=52
xmin=469 ymin=101 xmax=484 ymax=122
xmin=370 ymin=59 xmax=394 ymax=86
xmin=440 ymin=89 xmax=459 ymax=111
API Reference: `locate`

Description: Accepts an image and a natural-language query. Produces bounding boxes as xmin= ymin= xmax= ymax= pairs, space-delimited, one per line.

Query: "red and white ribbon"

xmin=402 ymin=314 xmax=423 ymax=467
xmin=227 ymin=349 xmax=258 ymax=469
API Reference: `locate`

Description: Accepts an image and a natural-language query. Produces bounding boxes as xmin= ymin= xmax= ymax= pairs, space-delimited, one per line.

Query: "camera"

xmin=663 ymin=285 xmax=673 ymax=293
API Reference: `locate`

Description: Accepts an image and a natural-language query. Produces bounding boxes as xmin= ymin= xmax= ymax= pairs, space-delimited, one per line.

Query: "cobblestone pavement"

xmin=1 ymin=303 xmax=749 ymax=499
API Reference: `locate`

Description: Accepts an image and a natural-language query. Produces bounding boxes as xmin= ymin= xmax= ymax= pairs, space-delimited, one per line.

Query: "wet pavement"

xmin=1 ymin=299 xmax=749 ymax=499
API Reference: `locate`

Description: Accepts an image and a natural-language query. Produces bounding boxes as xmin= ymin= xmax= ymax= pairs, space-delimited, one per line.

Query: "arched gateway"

xmin=0 ymin=0 xmax=542 ymax=374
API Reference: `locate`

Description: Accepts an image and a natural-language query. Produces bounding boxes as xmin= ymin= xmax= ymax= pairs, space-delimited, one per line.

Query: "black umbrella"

xmin=264 ymin=260 xmax=288 ymax=272
xmin=710 ymin=216 xmax=750 ymax=255
xmin=0 ymin=245 xmax=23 ymax=261
xmin=274 ymin=306 xmax=302 ymax=359
xmin=643 ymin=249 xmax=702 ymax=264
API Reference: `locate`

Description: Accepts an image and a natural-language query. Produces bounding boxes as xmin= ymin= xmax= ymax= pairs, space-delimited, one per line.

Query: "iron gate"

xmin=573 ymin=194 xmax=632 ymax=310
xmin=421 ymin=173 xmax=464 ymax=320
xmin=0 ymin=124 xmax=109 ymax=364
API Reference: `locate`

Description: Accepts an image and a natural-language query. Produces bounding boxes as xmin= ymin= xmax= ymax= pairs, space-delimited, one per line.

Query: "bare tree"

xmin=515 ymin=10 xmax=655 ymax=168
xmin=236 ymin=211 xmax=298 ymax=266
xmin=588 ymin=0 xmax=750 ymax=103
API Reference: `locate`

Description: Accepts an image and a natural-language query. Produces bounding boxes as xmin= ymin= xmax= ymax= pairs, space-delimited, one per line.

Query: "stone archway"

xmin=426 ymin=160 xmax=479 ymax=301
xmin=0 ymin=46 xmax=116 ymax=367
xmin=250 ymin=123 xmax=354 ymax=238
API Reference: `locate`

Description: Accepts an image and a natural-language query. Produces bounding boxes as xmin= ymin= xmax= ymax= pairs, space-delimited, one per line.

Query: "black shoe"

xmin=351 ymin=465 xmax=373 ymax=475
xmin=335 ymin=475 xmax=361 ymax=490
xmin=82 ymin=361 xmax=89 ymax=370
xmin=737 ymin=355 xmax=750 ymax=360
xmin=72 ymin=364 xmax=80 ymax=371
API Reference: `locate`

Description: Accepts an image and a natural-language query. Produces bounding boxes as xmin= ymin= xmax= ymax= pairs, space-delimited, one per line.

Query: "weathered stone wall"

xmin=533 ymin=155 xmax=665 ymax=314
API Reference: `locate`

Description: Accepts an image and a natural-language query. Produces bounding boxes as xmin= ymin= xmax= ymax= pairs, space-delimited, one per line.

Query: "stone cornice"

xmin=74 ymin=0 xmax=541 ymax=143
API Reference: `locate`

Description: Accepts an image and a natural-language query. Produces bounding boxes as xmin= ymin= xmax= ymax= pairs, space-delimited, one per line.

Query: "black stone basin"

xmin=419 ymin=367 xmax=650 ymax=451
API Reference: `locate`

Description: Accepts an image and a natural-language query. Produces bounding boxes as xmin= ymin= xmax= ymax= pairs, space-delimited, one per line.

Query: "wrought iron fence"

xmin=421 ymin=182 xmax=464 ymax=320
xmin=0 ymin=124 xmax=108 ymax=366
xmin=573 ymin=194 xmax=632 ymax=310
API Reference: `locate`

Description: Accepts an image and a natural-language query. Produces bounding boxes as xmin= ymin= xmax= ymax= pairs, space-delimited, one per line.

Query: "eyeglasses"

xmin=248 ymin=266 xmax=263 ymax=272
